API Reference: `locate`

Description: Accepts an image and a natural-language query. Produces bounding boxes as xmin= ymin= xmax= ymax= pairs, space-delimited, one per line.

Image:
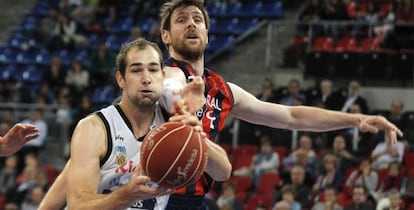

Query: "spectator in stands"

xmin=276 ymin=165 xmax=312 ymax=208
xmin=89 ymin=40 xmax=116 ymax=88
xmin=285 ymin=134 xmax=317 ymax=164
xmin=376 ymin=189 xmax=403 ymax=210
xmin=396 ymin=0 xmax=414 ymax=22
xmin=345 ymin=158 xmax=378 ymax=200
xmin=374 ymin=161 xmax=403 ymax=202
xmin=4 ymin=203 xmax=18 ymax=210
xmin=283 ymin=149 xmax=317 ymax=183
xmin=36 ymin=82 xmax=56 ymax=105
xmin=43 ymin=55 xmax=67 ymax=96
xmin=18 ymin=109 xmax=48 ymax=157
xmin=216 ymin=182 xmax=243 ymax=210
xmin=70 ymin=0 xmax=97 ymax=26
xmin=344 ymin=185 xmax=375 ymax=210
xmin=276 ymin=185 xmax=301 ymax=210
xmin=95 ymin=0 xmax=120 ymax=22
xmin=128 ymin=26 xmax=143 ymax=42
xmin=312 ymin=154 xmax=342 ymax=195
xmin=0 ymin=122 xmax=12 ymax=137
xmin=328 ymin=134 xmax=358 ymax=175
xmin=278 ymin=79 xmax=306 ymax=106
xmin=0 ymin=155 xmax=18 ymax=196
xmin=273 ymin=200 xmax=291 ymax=210
xmin=250 ymin=135 xmax=280 ymax=185
xmin=20 ymin=185 xmax=45 ymax=210
xmin=10 ymin=164 xmax=38 ymax=204
xmin=321 ymin=0 xmax=348 ymax=40
xmin=319 ymin=79 xmax=336 ymax=110
xmin=52 ymin=12 xmax=88 ymax=50
xmin=69 ymin=94 xmax=93 ymax=134
xmin=312 ymin=186 xmax=343 ymax=210
xmin=371 ymin=137 xmax=405 ymax=169
xmin=1 ymin=108 xmax=16 ymax=125
xmin=65 ymin=58 xmax=90 ymax=94
xmin=255 ymin=78 xmax=278 ymax=103
xmin=298 ymin=0 xmax=324 ymax=35
xmin=339 ymin=80 xmax=369 ymax=114
xmin=386 ymin=99 xmax=407 ymax=136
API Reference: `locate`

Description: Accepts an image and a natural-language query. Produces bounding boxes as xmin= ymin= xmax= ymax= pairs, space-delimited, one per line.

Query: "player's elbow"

xmin=207 ymin=160 xmax=232 ymax=181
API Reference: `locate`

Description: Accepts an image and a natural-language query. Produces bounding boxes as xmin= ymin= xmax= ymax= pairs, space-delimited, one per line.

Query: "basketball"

xmin=140 ymin=121 xmax=208 ymax=189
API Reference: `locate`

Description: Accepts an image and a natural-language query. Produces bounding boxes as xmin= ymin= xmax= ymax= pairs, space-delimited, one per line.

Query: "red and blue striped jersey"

xmin=164 ymin=58 xmax=234 ymax=197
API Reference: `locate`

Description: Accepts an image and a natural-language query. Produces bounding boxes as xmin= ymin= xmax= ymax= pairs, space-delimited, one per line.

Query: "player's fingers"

xmin=359 ymin=122 xmax=378 ymax=133
xmin=24 ymin=133 xmax=40 ymax=142
xmin=386 ymin=130 xmax=397 ymax=144
xmin=172 ymin=88 xmax=182 ymax=96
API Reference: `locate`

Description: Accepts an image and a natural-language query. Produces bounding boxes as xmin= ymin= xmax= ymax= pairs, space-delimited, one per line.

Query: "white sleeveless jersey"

xmin=96 ymin=104 xmax=170 ymax=210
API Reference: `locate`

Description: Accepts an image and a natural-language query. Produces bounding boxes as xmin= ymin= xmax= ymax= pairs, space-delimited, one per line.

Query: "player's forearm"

xmin=205 ymin=140 xmax=231 ymax=181
xmin=67 ymin=188 xmax=134 ymax=210
xmin=287 ymin=106 xmax=362 ymax=131
xmin=39 ymin=173 xmax=67 ymax=210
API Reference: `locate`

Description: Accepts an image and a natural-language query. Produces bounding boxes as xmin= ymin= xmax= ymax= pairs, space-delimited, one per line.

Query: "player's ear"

xmin=116 ymin=70 xmax=125 ymax=89
xmin=161 ymin=29 xmax=171 ymax=45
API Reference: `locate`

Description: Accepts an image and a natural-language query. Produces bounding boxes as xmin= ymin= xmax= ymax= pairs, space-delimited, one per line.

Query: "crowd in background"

xmin=0 ymin=0 xmax=413 ymax=209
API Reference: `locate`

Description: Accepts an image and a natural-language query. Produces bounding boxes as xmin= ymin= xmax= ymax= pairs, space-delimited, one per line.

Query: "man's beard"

xmin=172 ymin=39 xmax=205 ymax=61
xmin=130 ymin=95 xmax=158 ymax=110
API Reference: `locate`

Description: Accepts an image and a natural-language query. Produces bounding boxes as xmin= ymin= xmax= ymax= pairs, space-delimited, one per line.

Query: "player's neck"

xmin=119 ymin=102 xmax=156 ymax=137
xmin=172 ymin=54 xmax=204 ymax=76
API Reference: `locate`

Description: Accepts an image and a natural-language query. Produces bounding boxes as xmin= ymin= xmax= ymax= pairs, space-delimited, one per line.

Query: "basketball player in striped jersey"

xmin=39 ymin=38 xmax=231 ymax=209
xmin=159 ymin=0 xmax=403 ymax=209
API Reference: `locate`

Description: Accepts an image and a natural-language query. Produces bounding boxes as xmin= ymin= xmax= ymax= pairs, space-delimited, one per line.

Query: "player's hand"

xmin=358 ymin=115 xmax=403 ymax=144
xmin=169 ymin=100 xmax=207 ymax=139
xmin=173 ymin=76 xmax=205 ymax=113
xmin=127 ymin=165 xmax=174 ymax=200
xmin=0 ymin=123 xmax=40 ymax=156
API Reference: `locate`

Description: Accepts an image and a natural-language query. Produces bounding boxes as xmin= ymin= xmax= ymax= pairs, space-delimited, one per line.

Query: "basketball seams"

xmin=155 ymin=126 xmax=194 ymax=185
xmin=144 ymin=123 xmax=186 ymax=177
xmin=176 ymin=131 xmax=205 ymax=188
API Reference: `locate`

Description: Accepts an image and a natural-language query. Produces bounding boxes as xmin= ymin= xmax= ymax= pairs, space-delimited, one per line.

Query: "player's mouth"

xmin=186 ymin=33 xmax=199 ymax=40
xmin=140 ymin=89 xmax=154 ymax=96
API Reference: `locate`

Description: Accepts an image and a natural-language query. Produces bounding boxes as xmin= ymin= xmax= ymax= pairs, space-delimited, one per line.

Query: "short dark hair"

xmin=159 ymin=0 xmax=210 ymax=31
xmin=115 ymin=38 xmax=163 ymax=77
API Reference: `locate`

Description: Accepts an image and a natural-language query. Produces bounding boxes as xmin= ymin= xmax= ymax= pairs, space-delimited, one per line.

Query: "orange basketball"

xmin=140 ymin=122 xmax=208 ymax=188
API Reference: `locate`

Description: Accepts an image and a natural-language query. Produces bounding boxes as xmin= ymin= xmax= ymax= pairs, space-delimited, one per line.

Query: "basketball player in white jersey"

xmin=41 ymin=38 xmax=231 ymax=209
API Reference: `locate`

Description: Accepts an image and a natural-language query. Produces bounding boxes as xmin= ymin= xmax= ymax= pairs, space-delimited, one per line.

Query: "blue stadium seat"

xmin=17 ymin=65 xmax=43 ymax=84
xmin=109 ymin=18 xmax=133 ymax=34
xmin=15 ymin=51 xmax=35 ymax=65
xmin=236 ymin=2 xmax=262 ymax=18
xmin=35 ymin=50 xmax=51 ymax=66
xmin=257 ymin=1 xmax=283 ymax=19
xmin=91 ymin=85 xmax=118 ymax=107
xmin=72 ymin=49 xmax=90 ymax=68
xmin=0 ymin=49 xmax=17 ymax=65
xmin=224 ymin=1 xmax=242 ymax=18
xmin=29 ymin=1 xmax=50 ymax=17
xmin=137 ymin=18 xmax=155 ymax=35
xmin=234 ymin=18 xmax=259 ymax=35
xmin=7 ymin=34 xmax=25 ymax=50
xmin=206 ymin=2 xmax=224 ymax=17
xmin=18 ymin=16 xmax=40 ymax=32
xmin=214 ymin=18 xmax=239 ymax=35
xmin=1 ymin=65 xmax=17 ymax=81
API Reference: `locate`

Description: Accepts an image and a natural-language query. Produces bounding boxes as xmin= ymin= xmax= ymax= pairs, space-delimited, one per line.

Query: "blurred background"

xmin=0 ymin=0 xmax=413 ymax=209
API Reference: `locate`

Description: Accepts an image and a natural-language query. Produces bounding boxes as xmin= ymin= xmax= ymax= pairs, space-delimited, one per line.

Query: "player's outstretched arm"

xmin=66 ymin=116 xmax=172 ymax=210
xmin=0 ymin=123 xmax=40 ymax=156
xmin=229 ymin=83 xmax=402 ymax=143
xmin=39 ymin=160 xmax=70 ymax=210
